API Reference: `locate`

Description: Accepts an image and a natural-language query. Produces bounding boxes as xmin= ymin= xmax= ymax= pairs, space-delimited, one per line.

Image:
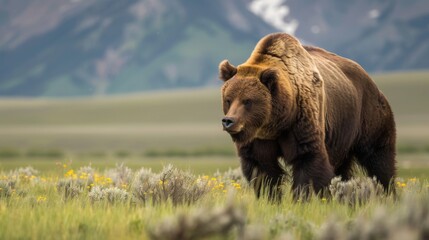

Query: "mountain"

xmin=0 ymin=0 xmax=428 ymax=97
xmin=282 ymin=0 xmax=429 ymax=72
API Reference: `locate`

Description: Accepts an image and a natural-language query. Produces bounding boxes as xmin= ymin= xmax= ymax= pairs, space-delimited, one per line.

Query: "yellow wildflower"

xmin=396 ymin=181 xmax=406 ymax=188
xmin=230 ymin=182 xmax=241 ymax=190
xmin=409 ymin=178 xmax=417 ymax=183
xmin=79 ymin=173 xmax=88 ymax=180
xmin=37 ymin=196 xmax=47 ymax=203
xmin=65 ymin=169 xmax=76 ymax=178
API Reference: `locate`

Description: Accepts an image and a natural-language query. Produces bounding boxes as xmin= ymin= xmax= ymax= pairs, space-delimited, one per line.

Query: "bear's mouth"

xmin=225 ymin=129 xmax=241 ymax=135
xmin=223 ymin=124 xmax=244 ymax=135
xmin=223 ymin=125 xmax=251 ymax=143
xmin=229 ymin=131 xmax=250 ymax=143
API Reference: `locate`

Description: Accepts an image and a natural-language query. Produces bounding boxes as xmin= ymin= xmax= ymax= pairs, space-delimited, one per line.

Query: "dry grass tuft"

xmin=329 ymin=176 xmax=385 ymax=205
xmin=319 ymin=183 xmax=429 ymax=240
xmin=132 ymin=164 xmax=211 ymax=205
xmin=149 ymin=202 xmax=245 ymax=240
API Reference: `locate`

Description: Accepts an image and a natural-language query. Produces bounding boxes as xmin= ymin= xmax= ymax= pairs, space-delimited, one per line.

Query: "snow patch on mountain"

xmin=248 ymin=0 xmax=298 ymax=35
xmin=368 ymin=9 xmax=380 ymax=19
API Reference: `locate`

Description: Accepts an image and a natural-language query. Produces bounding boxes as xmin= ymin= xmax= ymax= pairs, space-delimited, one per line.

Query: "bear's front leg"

xmin=291 ymin=106 xmax=335 ymax=200
xmin=237 ymin=140 xmax=284 ymax=202
xmin=291 ymin=147 xmax=334 ymax=200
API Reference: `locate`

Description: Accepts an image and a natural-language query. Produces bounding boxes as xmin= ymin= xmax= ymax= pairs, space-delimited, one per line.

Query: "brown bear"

xmin=219 ymin=33 xmax=396 ymax=200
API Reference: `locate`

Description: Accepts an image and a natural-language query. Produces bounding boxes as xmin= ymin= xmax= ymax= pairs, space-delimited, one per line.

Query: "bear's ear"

xmin=219 ymin=60 xmax=237 ymax=82
xmin=260 ymin=68 xmax=278 ymax=92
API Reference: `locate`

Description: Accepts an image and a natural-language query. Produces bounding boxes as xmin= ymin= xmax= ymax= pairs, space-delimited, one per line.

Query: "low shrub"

xmin=131 ymin=165 xmax=211 ymax=206
xmin=89 ymin=186 xmax=129 ymax=204
xmin=329 ymin=176 xmax=385 ymax=205
xmin=149 ymin=203 xmax=245 ymax=240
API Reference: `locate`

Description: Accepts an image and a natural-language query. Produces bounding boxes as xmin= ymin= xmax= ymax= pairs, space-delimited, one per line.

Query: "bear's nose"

xmin=222 ymin=117 xmax=235 ymax=129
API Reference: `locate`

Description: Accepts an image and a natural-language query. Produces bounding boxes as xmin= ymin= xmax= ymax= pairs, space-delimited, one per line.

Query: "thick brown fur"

xmin=219 ymin=33 xmax=396 ymax=201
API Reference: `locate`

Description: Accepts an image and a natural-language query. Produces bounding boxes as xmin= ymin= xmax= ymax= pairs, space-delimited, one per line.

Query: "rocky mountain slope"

xmin=0 ymin=0 xmax=427 ymax=96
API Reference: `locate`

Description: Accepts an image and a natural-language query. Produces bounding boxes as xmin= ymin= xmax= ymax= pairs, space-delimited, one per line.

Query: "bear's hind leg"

xmin=356 ymin=143 xmax=396 ymax=193
xmin=334 ymin=155 xmax=355 ymax=181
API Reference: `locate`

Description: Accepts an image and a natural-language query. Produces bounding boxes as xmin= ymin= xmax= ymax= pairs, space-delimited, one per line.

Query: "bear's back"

xmin=303 ymin=45 xmax=386 ymax=167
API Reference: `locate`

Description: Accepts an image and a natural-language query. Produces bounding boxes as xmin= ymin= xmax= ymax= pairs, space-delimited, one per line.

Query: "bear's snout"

xmin=221 ymin=117 xmax=236 ymax=130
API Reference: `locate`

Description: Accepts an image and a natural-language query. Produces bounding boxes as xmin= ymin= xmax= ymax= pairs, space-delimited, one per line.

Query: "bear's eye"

xmin=242 ymin=99 xmax=252 ymax=108
xmin=225 ymin=99 xmax=231 ymax=107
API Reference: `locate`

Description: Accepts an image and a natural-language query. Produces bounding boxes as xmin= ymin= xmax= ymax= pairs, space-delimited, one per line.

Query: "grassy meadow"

xmin=0 ymin=70 xmax=428 ymax=239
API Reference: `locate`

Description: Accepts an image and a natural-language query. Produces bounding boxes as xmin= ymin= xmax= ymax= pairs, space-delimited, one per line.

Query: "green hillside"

xmin=0 ymin=88 xmax=229 ymax=153
xmin=374 ymin=71 xmax=429 ymax=148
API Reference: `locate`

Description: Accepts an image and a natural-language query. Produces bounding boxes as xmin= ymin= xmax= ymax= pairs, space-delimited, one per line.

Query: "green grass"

xmin=0 ymin=157 xmax=239 ymax=175
xmin=0 ymin=89 xmax=221 ymax=125
xmin=0 ymin=71 xmax=428 ymax=239
xmin=374 ymin=71 xmax=429 ymax=115
xmin=374 ymin=71 xmax=429 ymax=147
xmin=0 ymin=71 xmax=427 ymax=153
xmin=398 ymin=167 xmax=429 ymax=179
xmin=0 ymin=164 xmax=428 ymax=239
xmin=0 ymin=156 xmax=427 ymax=180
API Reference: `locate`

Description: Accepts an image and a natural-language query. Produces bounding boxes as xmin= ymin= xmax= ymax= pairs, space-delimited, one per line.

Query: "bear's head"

xmin=219 ymin=60 xmax=293 ymax=144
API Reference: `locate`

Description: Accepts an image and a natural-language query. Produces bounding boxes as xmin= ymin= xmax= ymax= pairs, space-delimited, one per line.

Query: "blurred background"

xmin=0 ymin=0 xmax=428 ymax=176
